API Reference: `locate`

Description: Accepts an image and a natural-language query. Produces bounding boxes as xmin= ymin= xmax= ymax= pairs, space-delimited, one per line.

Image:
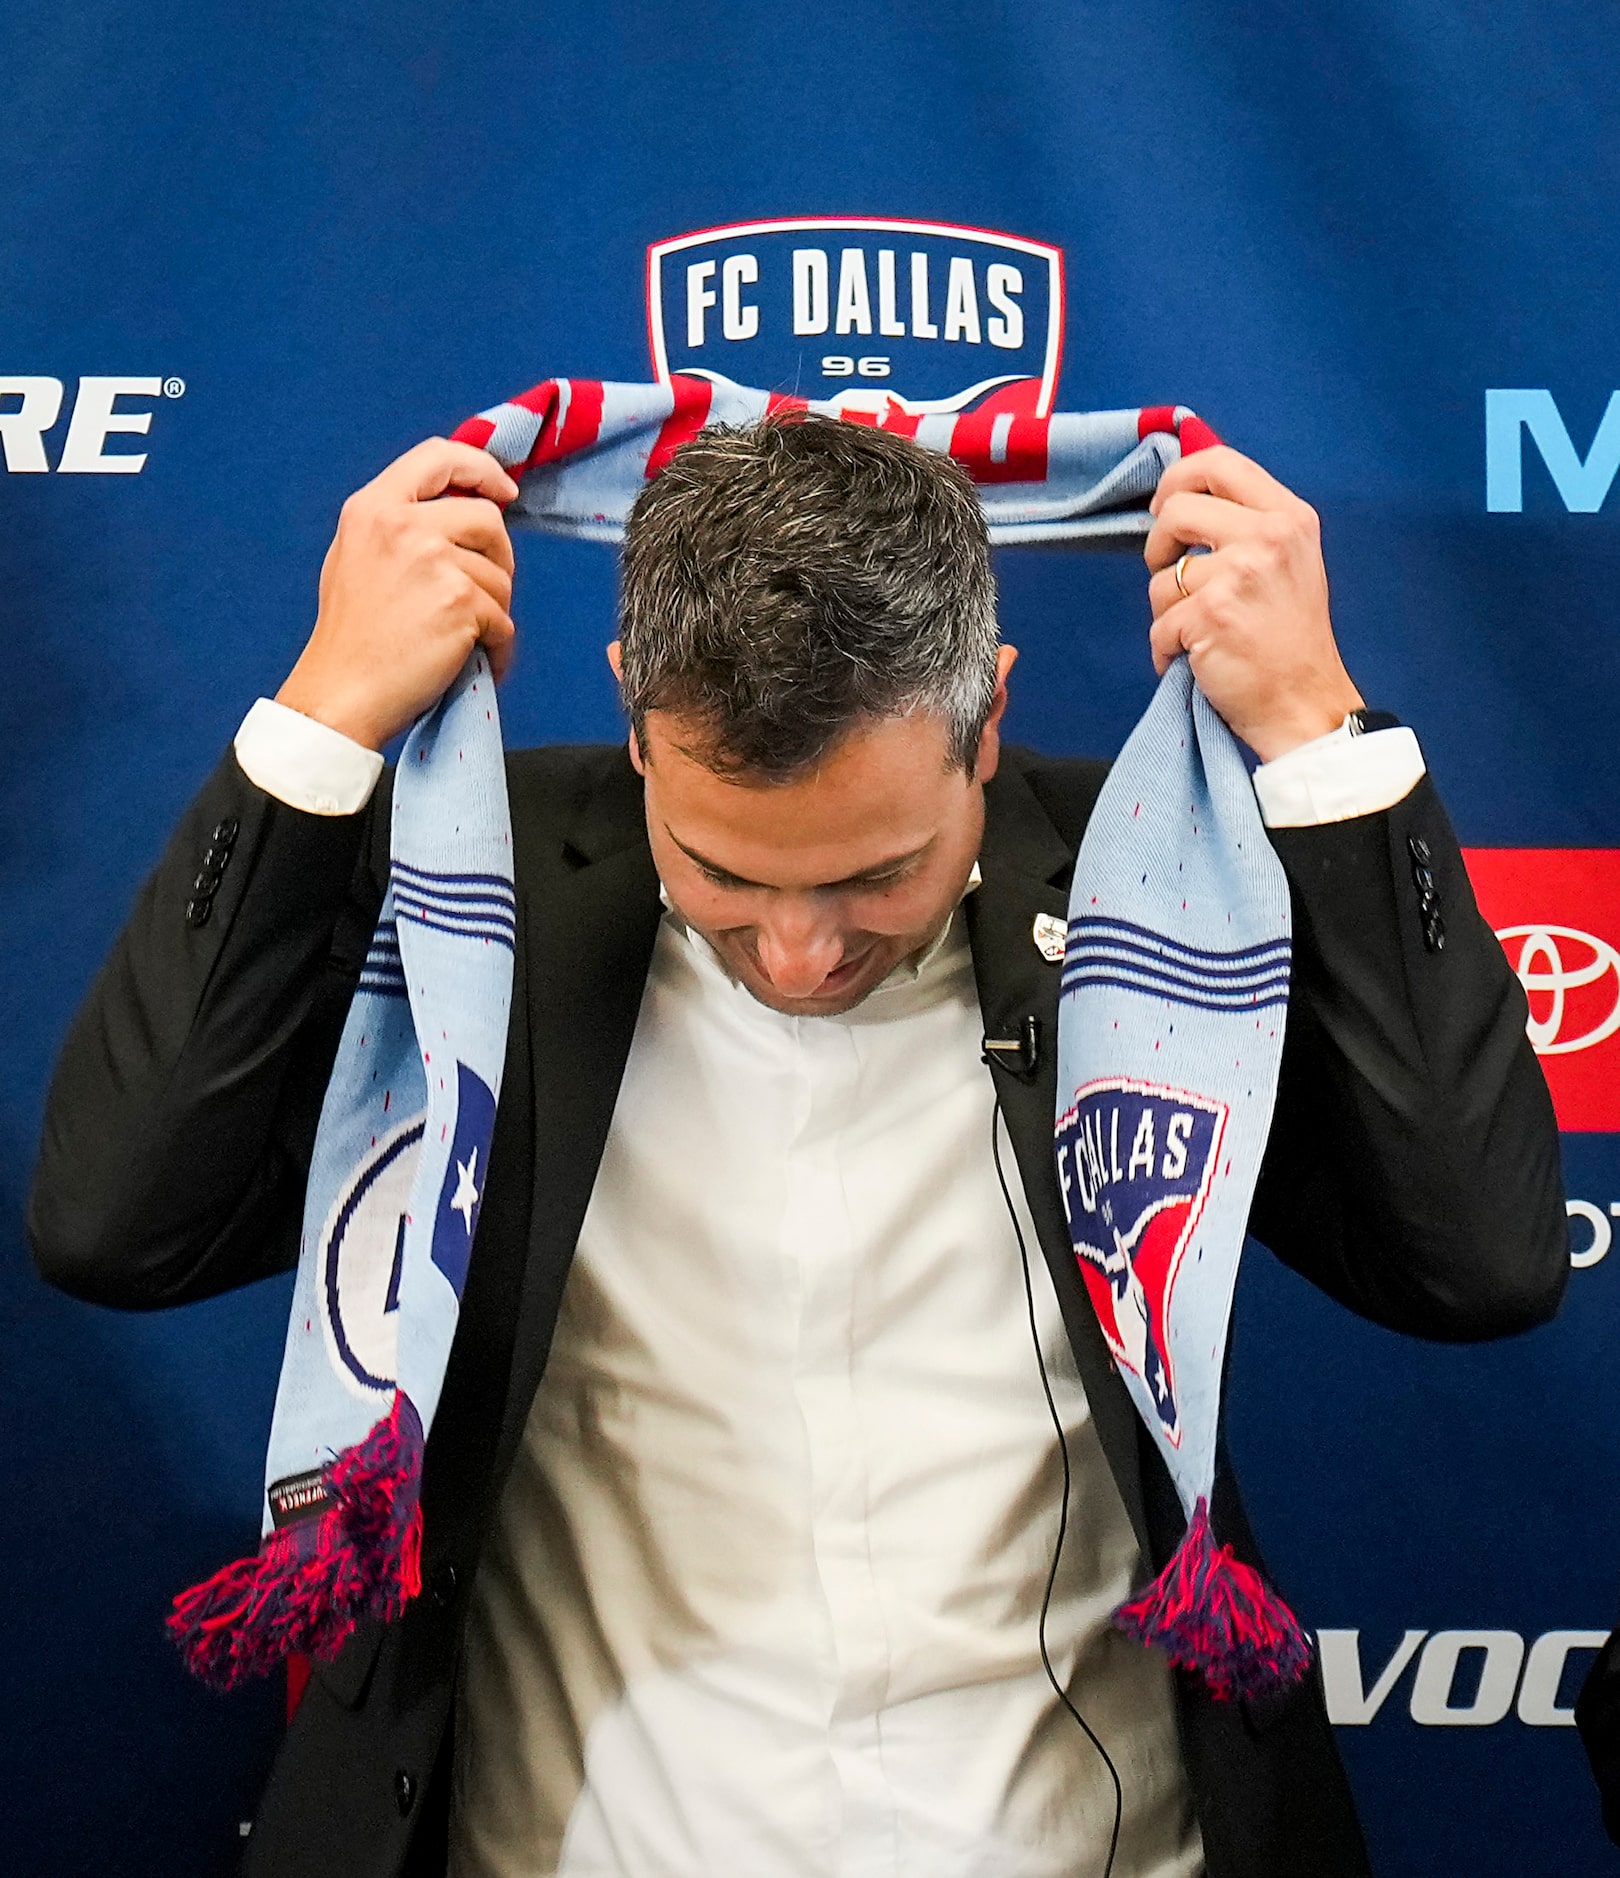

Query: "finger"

xmin=1147 ymin=550 xmax=1212 ymax=618
xmin=417 ymin=496 xmax=516 ymax=572
xmin=479 ymin=610 xmax=517 ymax=684
xmin=471 ymin=590 xmax=517 ymax=682
xmin=373 ymin=437 xmax=520 ymax=508
xmin=1144 ymin=491 xmax=1264 ymax=571
xmin=452 ymin=544 xmax=514 ymax=612
xmin=1148 ymin=608 xmax=1188 ymax=677
xmin=1149 ymin=443 xmax=1296 ymax=517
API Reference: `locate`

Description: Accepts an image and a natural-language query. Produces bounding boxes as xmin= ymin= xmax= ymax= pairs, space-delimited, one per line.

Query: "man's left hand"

xmin=1144 ymin=444 xmax=1364 ymax=763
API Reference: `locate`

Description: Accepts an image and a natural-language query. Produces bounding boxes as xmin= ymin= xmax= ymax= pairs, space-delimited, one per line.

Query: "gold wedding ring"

xmin=1173 ymin=550 xmax=1194 ymax=600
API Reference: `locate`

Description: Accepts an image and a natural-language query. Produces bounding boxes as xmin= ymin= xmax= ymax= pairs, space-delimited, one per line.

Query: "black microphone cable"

xmin=987 ymin=1082 xmax=1124 ymax=1878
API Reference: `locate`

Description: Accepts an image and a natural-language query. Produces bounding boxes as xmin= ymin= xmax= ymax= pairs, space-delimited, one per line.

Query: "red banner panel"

xmin=1463 ymin=848 xmax=1620 ymax=1132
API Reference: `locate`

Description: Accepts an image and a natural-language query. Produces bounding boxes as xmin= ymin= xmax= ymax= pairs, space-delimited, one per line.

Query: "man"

xmin=30 ymin=414 xmax=1567 ymax=1877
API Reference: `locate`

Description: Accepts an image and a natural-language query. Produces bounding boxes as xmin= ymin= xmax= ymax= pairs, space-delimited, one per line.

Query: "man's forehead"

xmin=639 ymin=709 xmax=969 ymax=885
xmin=639 ymin=705 xmax=960 ymax=790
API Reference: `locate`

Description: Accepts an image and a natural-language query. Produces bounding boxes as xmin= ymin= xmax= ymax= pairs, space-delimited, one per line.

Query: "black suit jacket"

xmin=29 ymin=740 xmax=1569 ymax=1878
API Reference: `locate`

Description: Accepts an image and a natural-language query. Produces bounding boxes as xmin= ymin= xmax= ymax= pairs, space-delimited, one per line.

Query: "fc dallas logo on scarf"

xmin=1053 ymin=657 xmax=1308 ymax=1703
xmin=1055 ymin=1079 xmax=1227 ymax=1447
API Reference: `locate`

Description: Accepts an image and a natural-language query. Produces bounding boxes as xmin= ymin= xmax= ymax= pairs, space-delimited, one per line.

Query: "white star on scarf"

xmin=450 ymin=1147 xmax=480 ymax=1235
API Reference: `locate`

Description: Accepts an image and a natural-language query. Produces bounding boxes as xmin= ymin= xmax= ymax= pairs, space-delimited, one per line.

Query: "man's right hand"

xmin=275 ymin=439 xmax=521 ymax=752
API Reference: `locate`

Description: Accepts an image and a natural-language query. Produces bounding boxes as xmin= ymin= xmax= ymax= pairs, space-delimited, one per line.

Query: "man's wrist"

xmin=273 ymin=669 xmax=394 ymax=755
xmin=1243 ymin=681 xmax=1366 ymax=764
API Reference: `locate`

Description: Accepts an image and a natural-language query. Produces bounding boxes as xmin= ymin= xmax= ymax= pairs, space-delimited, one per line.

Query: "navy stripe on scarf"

xmin=1061 ymin=916 xmax=1291 ymax=1012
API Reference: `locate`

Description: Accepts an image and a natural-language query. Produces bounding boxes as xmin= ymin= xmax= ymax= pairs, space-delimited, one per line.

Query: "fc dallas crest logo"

xmin=1055 ymin=1078 xmax=1227 ymax=1444
xmin=646 ymin=216 xmax=1064 ymax=416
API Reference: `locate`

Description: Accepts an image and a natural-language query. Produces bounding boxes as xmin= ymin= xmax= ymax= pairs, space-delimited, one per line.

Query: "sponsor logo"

xmin=1487 ymin=389 xmax=1620 ymax=512
xmin=0 ymin=374 xmax=184 ymax=473
xmin=1318 ymin=1627 xmax=1607 ymax=1727
xmin=1567 ymin=1196 xmax=1620 ymax=1267
xmin=1055 ymin=1079 xmax=1227 ymax=1443
xmin=1499 ymin=924 xmax=1620 ymax=1057
xmin=647 ymin=217 xmax=1063 ymax=414
xmin=1462 ymin=848 xmax=1620 ymax=1129
xmin=317 ymin=1113 xmax=425 ymax=1400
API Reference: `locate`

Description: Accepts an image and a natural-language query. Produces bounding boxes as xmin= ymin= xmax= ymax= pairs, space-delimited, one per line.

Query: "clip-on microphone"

xmin=982 ymin=1014 xmax=1042 ymax=1078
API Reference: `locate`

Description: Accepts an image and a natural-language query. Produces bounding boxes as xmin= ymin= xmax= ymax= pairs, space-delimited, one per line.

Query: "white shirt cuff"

xmin=1252 ymin=722 xmax=1426 ymax=828
xmin=233 ymin=698 xmax=384 ymax=817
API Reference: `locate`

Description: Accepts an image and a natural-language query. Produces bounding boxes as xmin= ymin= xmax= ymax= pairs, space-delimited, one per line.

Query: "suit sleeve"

xmin=1247 ymin=775 xmax=1569 ymax=1340
xmin=27 ymin=749 xmax=388 ymax=1310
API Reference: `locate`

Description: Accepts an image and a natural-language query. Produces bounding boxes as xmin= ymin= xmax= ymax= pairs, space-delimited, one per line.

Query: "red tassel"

xmin=1114 ymin=1497 xmax=1311 ymax=1702
xmin=167 ymin=1392 xmax=425 ymax=1691
xmin=328 ymin=1393 xmax=425 ymax=1615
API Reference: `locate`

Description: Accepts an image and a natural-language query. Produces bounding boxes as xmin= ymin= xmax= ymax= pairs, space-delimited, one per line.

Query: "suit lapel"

xmin=492 ymin=751 xmax=665 ymax=1489
xmin=967 ymin=757 xmax=1151 ymax=1558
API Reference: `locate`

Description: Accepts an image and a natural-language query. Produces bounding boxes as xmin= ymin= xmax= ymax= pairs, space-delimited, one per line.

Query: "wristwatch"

xmin=1344 ymin=708 xmax=1402 ymax=737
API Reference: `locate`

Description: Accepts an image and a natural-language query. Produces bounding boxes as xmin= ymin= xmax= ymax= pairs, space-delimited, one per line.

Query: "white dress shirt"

xmin=234 ymin=698 xmax=1426 ymax=1878
xmin=451 ymin=906 xmax=1211 ymax=1878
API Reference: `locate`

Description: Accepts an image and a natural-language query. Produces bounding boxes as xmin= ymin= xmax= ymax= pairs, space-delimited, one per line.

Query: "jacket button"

xmin=1423 ymin=913 xmax=1447 ymax=954
xmin=184 ymin=896 xmax=212 ymax=928
xmin=1408 ymin=834 xmax=1432 ymax=865
xmin=394 ymin=1769 xmax=416 ymax=1817
xmin=430 ymin=1564 xmax=459 ymax=1609
xmin=211 ymin=818 xmax=239 ymax=848
xmin=193 ymin=868 xmax=221 ymax=897
xmin=202 ymin=841 xmax=231 ymax=873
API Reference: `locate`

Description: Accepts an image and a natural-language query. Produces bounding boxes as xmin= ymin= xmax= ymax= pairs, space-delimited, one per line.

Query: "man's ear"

xmin=607 ymin=640 xmax=645 ymax=773
xmin=972 ymin=645 xmax=1019 ymax=785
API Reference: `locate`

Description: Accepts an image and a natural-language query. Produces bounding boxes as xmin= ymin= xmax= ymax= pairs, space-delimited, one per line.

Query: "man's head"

xmin=611 ymin=413 xmax=1016 ymax=1016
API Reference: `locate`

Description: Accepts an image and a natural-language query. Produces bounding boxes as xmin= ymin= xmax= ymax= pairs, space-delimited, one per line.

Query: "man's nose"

xmin=753 ymin=904 xmax=847 ymax=997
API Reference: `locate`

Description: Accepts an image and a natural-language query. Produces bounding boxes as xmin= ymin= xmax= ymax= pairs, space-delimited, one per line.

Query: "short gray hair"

xmin=617 ymin=413 xmax=999 ymax=778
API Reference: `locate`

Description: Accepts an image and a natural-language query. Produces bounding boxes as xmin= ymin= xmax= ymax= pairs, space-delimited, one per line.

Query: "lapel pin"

xmin=1032 ymin=912 xmax=1067 ymax=963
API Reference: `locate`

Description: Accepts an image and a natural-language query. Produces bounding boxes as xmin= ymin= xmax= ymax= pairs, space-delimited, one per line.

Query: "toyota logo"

xmin=1496 ymin=924 xmax=1620 ymax=1055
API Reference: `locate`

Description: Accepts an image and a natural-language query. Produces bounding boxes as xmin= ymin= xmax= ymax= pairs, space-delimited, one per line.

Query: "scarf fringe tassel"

xmin=167 ymin=1393 xmax=424 ymax=1692
xmin=1113 ymin=1496 xmax=1311 ymax=1702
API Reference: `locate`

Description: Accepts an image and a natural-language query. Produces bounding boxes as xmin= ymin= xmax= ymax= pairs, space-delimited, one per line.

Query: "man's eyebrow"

xmin=666 ymin=829 xmax=934 ymax=890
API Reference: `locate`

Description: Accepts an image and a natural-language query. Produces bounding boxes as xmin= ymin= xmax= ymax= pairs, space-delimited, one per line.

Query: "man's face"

xmin=621 ymin=647 xmax=1016 ymax=1018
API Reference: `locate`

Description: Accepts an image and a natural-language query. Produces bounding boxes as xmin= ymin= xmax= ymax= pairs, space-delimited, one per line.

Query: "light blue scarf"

xmin=172 ymin=385 xmax=1304 ymax=1703
xmin=1057 ymin=656 xmax=1308 ymax=1700
xmin=170 ymin=654 xmax=513 ymax=1688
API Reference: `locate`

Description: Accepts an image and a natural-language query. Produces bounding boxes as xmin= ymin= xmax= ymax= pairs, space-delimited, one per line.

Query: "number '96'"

xmin=821 ymin=356 xmax=891 ymax=378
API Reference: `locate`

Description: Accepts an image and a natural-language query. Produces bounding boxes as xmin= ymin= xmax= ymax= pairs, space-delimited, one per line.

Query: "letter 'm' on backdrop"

xmin=3 ymin=6 xmax=1618 ymax=1874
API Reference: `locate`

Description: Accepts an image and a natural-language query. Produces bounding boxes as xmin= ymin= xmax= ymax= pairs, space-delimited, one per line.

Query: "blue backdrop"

xmin=5 ymin=4 xmax=1619 ymax=1873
